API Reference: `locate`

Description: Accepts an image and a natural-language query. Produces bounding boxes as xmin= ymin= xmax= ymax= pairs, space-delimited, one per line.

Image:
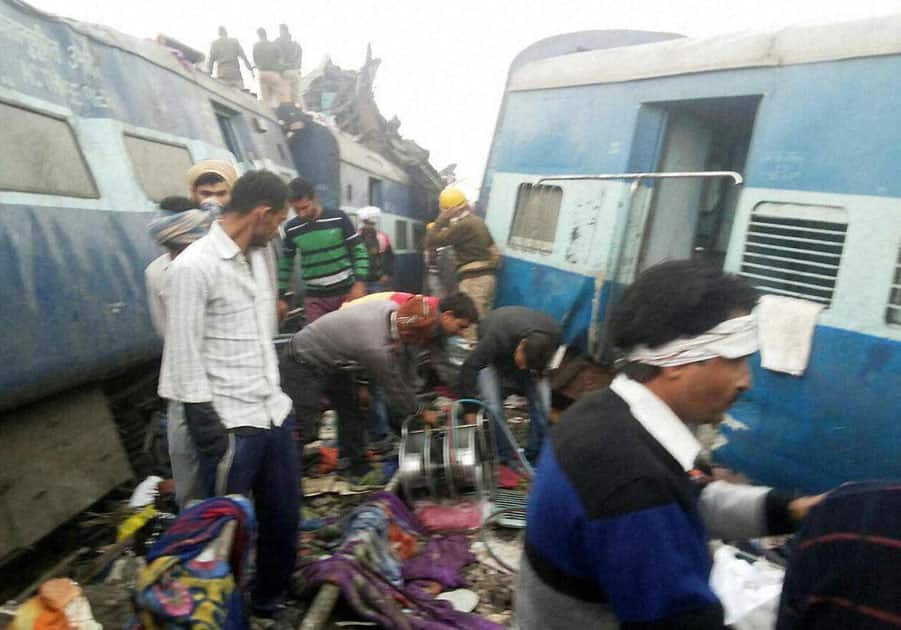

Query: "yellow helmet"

xmin=439 ymin=185 xmax=468 ymax=212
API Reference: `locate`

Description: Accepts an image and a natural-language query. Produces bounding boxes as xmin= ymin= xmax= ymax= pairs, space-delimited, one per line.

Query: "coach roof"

xmin=509 ymin=13 xmax=901 ymax=92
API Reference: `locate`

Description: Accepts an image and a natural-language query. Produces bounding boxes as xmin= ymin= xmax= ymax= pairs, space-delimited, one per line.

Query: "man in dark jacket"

xmin=517 ymin=260 xmax=824 ymax=629
xmin=458 ymin=306 xmax=561 ymax=466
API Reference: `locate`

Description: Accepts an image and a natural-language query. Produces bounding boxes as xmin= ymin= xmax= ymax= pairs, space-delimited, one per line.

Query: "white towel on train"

xmin=755 ymin=295 xmax=824 ymax=376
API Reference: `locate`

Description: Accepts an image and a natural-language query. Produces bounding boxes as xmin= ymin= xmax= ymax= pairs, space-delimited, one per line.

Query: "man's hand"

xmin=348 ymin=281 xmax=367 ymax=301
xmin=379 ymin=274 xmax=392 ymax=288
xmin=184 ymin=402 xmax=228 ymax=462
xmin=276 ymin=298 xmax=290 ymax=322
xmin=421 ymin=409 xmax=440 ymax=426
xmin=788 ymin=493 xmax=828 ymax=525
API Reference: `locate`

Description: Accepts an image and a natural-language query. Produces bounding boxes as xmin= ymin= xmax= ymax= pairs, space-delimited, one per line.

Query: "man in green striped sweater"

xmin=278 ymin=177 xmax=370 ymax=323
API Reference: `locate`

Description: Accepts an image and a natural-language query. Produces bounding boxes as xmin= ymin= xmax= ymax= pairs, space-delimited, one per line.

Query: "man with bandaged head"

xmin=516 ymin=260 xmax=824 ymax=630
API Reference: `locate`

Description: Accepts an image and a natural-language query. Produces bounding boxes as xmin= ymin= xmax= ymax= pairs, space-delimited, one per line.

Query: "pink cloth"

xmin=304 ymin=294 xmax=348 ymax=323
xmin=415 ymin=500 xmax=483 ymax=532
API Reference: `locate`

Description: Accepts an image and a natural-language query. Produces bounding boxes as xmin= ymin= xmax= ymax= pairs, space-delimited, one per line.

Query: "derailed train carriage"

xmin=0 ymin=0 xmax=436 ymax=559
xmin=480 ymin=18 xmax=901 ymax=493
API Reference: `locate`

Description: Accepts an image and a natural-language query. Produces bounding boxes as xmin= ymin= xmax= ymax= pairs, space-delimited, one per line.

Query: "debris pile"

xmin=302 ymin=46 xmax=446 ymax=193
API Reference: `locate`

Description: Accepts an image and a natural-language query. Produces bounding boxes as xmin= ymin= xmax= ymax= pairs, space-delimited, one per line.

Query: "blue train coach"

xmin=0 ymin=0 xmax=295 ymax=557
xmin=480 ymin=18 xmax=901 ymax=493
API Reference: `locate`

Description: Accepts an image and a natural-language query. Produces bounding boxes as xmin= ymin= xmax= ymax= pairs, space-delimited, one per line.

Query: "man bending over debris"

xmin=280 ymin=296 xmax=448 ymax=488
xmin=517 ymin=260 xmax=824 ymax=630
xmin=458 ymin=306 xmax=561 ymax=467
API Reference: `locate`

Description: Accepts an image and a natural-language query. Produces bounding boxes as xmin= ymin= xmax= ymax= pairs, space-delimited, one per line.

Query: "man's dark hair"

xmin=288 ymin=176 xmax=315 ymax=202
xmin=523 ymin=331 xmax=557 ymax=372
xmin=438 ymin=292 xmax=479 ymax=323
xmin=193 ymin=172 xmax=225 ymax=188
xmin=226 ymin=170 xmax=288 ymax=215
xmin=159 ymin=196 xmax=196 ymax=212
xmin=608 ymin=260 xmax=758 ymax=380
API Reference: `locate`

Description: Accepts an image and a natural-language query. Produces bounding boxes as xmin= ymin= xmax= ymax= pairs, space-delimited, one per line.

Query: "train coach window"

xmin=740 ymin=202 xmax=847 ymax=307
xmin=396 ymin=219 xmax=409 ymax=250
xmin=886 ymin=245 xmax=901 ymax=326
xmin=412 ymin=223 xmax=426 ymax=251
xmin=508 ymin=183 xmax=563 ymax=253
xmin=213 ymin=103 xmax=247 ymax=162
xmin=0 ymin=102 xmax=98 ymax=197
xmin=124 ymin=135 xmax=193 ymax=202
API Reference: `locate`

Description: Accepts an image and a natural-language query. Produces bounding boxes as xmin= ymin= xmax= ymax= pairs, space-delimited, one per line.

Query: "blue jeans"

xmin=198 ymin=415 xmax=299 ymax=613
xmin=478 ymin=366 xmax=550 ymax=464
xmin=368 ymin=383 xmax=390 ymax=441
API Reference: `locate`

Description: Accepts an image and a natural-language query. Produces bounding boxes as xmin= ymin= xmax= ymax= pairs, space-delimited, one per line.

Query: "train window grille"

xmin=740 ymin=203 xmax=847 ymax=306
xmin=396 ymin=219 xmax=409 ymax=250
xmin=886 ymin=245 xmax=901 ymax=326
xmin=123 ymin=135 xmax=194 ymax=202
xmin=508 ymin=183 xmax=563 ymax=253
xmin=0 ymin=101 xmax=98 ymax=198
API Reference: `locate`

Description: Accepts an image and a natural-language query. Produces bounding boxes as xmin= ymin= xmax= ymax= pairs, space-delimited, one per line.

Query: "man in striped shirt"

xmin=158 ymin=170 xmax=298 ymax=619
xmin=277 ymin=177 xmax=370 ymax=323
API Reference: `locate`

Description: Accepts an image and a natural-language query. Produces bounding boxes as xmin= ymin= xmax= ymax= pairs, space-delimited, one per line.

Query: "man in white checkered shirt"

xmin=158 ymin=170 xmax=297 ymax=619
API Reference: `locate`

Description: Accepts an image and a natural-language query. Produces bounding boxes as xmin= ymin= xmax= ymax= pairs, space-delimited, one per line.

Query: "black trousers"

xmin=279 ymin=352 xmax=369 ymax=476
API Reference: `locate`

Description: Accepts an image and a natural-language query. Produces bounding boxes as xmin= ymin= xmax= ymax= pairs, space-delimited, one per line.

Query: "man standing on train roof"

xmin=276 ymin=24 xmax=302 ymax=105
xmin=357 ymin=206 xmax=395 ymax=293
xmin=186 ymin=160 xmax=238 ymax=210
xmin=144 ymin=197 xmax=213 ymax=510
xmin=158 ymin=171 xmax=298 ymax=620
xmin=277 ymin=176 xmax=370 ymax=323
xmin=279 ymin=295 xmax=451 ymax=488
xmin=425 ymin=185 xmax=499 ymax=342
xmin=253 ymin=27 xmax=283 ymax=109
xmin=516 ymin=260 xmax=825 ymax=630
xmin=207 ymin=26 xmax=254 ymax=90
xmin=458 ymin=305 xmax=561 ymax=468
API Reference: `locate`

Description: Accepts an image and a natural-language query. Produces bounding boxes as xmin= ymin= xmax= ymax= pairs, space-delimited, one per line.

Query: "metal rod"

xmin=535 ymin=170 xmax=743 ymax=185
xmin=299 ymin=584 xmax=341 ymax=630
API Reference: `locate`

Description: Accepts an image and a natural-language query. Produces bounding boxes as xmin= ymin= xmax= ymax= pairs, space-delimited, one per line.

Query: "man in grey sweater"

xmin=280 ymin=298 xmax=454 ymax=486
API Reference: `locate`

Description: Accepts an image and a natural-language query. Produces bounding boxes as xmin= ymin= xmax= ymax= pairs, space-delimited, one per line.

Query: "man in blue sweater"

xmin=517 ymin=260 xmax=823 ymax=629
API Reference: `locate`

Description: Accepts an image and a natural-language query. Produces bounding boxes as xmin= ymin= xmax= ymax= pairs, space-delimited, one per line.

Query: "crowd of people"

xmin=144 ymin=161 xmax=894 ymax=629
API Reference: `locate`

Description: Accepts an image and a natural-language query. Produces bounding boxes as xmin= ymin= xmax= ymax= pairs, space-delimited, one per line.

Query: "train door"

xmin=637 ymin=96 xmax=760 ymax=271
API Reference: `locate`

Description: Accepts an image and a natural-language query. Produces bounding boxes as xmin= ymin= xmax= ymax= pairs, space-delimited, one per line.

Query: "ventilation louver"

xmin=740 ymin=203 xmax=847 ymax=306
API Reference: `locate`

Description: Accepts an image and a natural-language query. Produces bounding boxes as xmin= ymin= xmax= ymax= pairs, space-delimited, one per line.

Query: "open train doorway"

xmin=638 ymin=95 xmax=760 ymax=271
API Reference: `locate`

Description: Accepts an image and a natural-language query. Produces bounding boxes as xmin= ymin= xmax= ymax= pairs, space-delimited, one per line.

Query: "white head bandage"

xmin=624 ymin=314 xmax=758 ymax=367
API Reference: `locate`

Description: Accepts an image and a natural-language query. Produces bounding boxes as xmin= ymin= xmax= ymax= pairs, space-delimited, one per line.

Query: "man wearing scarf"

xmin=517 ymin=260 xmax=824 ymax=630
xmin=145 ymin=198 xmax=214 ymax=509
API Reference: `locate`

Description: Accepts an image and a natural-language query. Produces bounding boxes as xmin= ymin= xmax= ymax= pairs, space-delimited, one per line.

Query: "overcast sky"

xmin=28 ymin=0 xmax=901 ymax=199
